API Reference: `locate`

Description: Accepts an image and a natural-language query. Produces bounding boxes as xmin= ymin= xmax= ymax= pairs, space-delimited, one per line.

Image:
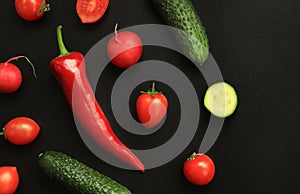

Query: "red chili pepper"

xmin=50 ymin=25 xmax=144 ymax=172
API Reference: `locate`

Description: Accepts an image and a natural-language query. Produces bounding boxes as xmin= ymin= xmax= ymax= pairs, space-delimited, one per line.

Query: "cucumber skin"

xmin=38 ymin=151 xmax=131 ymax=194
xmin=151 ymin=0 xmax=209 ymax=64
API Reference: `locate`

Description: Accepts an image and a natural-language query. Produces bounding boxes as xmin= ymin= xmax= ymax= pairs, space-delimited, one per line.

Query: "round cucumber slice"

xmin=204 ymin=82 xmax=238 ymax=118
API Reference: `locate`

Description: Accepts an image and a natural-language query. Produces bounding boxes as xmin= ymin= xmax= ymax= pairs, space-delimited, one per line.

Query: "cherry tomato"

xmin=76 ymin=0 xmax=109 ymax=23
xmin=136 ymin=83 xmax=168 ymax=129
xmin=2 ymin=117 xmax=40 ymax=145
xmin=0 ymin=166 xmax=19 ymax=194
xmin=183 ymin=153 xmax=215 ymax=185
xmin=15 ymin=0 xmax=50 ymax=21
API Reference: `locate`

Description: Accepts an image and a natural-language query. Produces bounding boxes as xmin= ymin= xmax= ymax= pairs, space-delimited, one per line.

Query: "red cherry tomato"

xmin=0 ymin=166 xmax=19 ymax=194
xmin=2 ymin=117 xmax=40 ymax=145
xmin=15 ymin=0 xmax=50 ymax=21
xmin=183 ymin=153 xmax=215 ymax=185
xmin=107 ymin=24 xmax=143 ymax=68
xmin=76 ymin=0 xmax=109 ymax=23
xmin=136 ymin=83 xmax=168 ymax=129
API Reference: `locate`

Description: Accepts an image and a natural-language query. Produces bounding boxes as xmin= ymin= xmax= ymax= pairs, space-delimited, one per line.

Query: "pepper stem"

xmin=56 ymin=25 xmax=70 ymax=57
xmin=140 ymin=82 xmax=162 ymax=98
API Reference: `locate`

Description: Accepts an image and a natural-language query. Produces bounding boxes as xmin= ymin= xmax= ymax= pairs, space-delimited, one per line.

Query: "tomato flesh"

xmin=76 ymin=0 xmax=109 ymax=23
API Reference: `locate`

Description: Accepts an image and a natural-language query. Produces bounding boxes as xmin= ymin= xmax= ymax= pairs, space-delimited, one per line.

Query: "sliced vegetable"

xmin=0 ymin=166 xmax=19 ymax=194
xmin=183 ymin=152 xmax=215 ymax=186
xmin=107 ymin=23 xmax=143 ymax=68
xmin=15 ymin=0 xmax=50 ymax=21
xmin=204 ymin=82 xmax=238 ymax=118
xmin=151 ymin=0 xmax=209 ymax=64
xmin=0 ymin=56 xmax=37 ymax=94
xmin=1 ymin=117 xmax=40 ymax=145
xmin=136 ymin=83 xmax=168 ymax=129
xmin=76 ymin=0 xmax=109 ymax=23
xmin=38 ymin=151 xmax=132 ymax=194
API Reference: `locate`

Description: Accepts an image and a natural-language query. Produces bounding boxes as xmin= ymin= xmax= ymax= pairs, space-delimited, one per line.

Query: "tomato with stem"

xmin=0 ymin=117 xmax=40 ymax=145
xmin=136 ymin=83 xmax=168 ymax=129
xmin=183 ymin=152 xmax=215 ymax=185
xmin=15 ymin=0 xmax=50 ymax=21
xmin=0 ymin=166 xmax=19 ymax=194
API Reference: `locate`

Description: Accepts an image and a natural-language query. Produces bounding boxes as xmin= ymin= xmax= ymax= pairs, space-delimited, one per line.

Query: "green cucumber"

xmin=38 ymin=151 xmax=131 ymax=194
xmin=204 ymin=82 xmax=238 ymax=118
xmin=151 ymin=0 xmax=209 ymax=64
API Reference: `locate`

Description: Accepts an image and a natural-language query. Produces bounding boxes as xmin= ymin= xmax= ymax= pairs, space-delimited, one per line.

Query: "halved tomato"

xmin=76 ymin=0 xmax=109 ymax=23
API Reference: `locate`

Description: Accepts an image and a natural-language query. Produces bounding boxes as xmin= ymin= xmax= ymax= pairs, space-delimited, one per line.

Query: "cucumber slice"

xmin=204 ymin=82 xmax=238 ymax=118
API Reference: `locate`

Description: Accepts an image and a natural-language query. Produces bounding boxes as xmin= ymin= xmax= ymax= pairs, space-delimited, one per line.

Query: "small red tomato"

xmin=15 ymin=0 xmax=50 ymax=21
xmin=76 ymin=0 xmax=109 ymax=23
xmin=0 ymin=166 xmax=19 ymax=194
xmin=2 ymin=117 xmax=40 ymax=145
xmin=183 ymin=153 xmax=215 ymax=185
xmin=136 ymin=83 xmax=168 ymax=129
xmin=107 ymin=24 xmax=143 ymax=68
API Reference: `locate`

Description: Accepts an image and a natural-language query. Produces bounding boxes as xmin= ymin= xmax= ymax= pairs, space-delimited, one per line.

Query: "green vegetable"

xmin=204 ymin=82 xmax=238 ymax=118
xmin=151 ymin=0 xmax=209 ymax=64
xmin=38 ymin=151 xmax=131 ymax=194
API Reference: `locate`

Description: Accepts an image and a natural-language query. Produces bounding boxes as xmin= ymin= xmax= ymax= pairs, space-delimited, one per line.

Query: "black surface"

xmin=0 ymin=0 xmax=299 ymax=193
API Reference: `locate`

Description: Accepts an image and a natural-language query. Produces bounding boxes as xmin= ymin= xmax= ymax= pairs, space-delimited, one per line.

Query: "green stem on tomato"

xmin=0 ymin=127 xmax=5 ymax=138
xmin=56 ymin=25 xmax=70 ymax=57
xmin=140 ymin=82 xmax=162 ymax=98
xmin=187 ymin=152 xmax=199 ymax=161
xmin=37 ymin=0 xmax=50 ymax=16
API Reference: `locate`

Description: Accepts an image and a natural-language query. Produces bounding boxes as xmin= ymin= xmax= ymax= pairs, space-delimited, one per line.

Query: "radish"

xmin=107 ymin=23 xmax=143 ymax=68
xmin=0 ymin=56 xmax=37 ymax=94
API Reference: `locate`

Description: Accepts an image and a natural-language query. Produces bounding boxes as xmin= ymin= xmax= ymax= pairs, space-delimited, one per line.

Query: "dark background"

xmin=0 ymin=0 xmax=299 ymax=193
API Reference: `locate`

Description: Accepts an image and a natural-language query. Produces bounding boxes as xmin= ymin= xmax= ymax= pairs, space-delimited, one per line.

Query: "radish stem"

xmin=114 ymin=23 xmax=121 ymax=43
xmin=5 ymin=56 xmax=37 ymax=78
